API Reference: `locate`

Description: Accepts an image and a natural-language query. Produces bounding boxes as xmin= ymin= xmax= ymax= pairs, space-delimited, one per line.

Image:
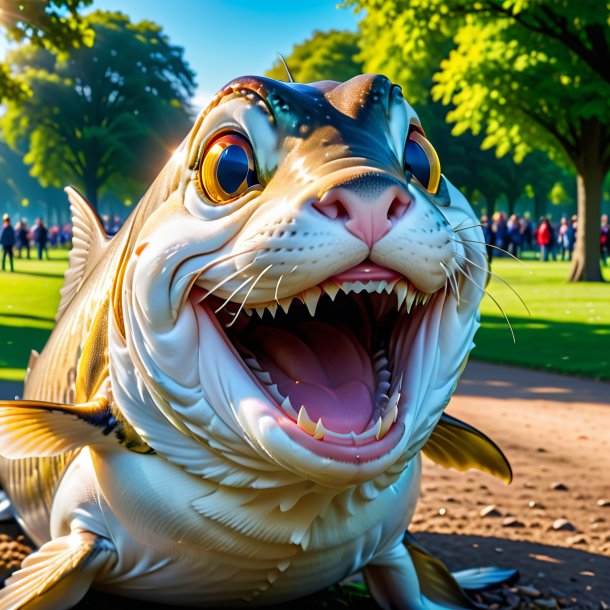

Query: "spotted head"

xmin=111 ymin=74 xmax=488 ymax=487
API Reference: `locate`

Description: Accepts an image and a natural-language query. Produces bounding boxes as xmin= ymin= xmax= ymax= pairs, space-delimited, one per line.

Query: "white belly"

xmin=49 ymin=447 xmax=421 ymax=606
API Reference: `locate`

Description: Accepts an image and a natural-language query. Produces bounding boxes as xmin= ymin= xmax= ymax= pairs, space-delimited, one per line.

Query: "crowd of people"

xmin=480 ymin=212 xmax=610 ymax=264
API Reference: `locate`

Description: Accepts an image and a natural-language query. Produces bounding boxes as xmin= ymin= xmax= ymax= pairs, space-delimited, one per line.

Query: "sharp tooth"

xmin=313 ymin=418 xmax=325 ymax=440
xmin=244 ymin=307 xmax=253 ymax=317
xmin=281 ymin=396 xmax=297 ymax=417
xmin=378 ymin=369 xmax=391 ymax=382
xmin=245 ymin=357 xmax=262 ymax=371
xmin=255 ymin=306 xmax=267 ymax=318
xmin=254 ymin=370 xmax=272 ymax=384
xmin=297 ymin=406 xmax=317 ymax=435
xmin=374 ymin=357 xmax=389 ymax=372
xmin=303 ymin=286 xmax=321 ymax=317
xmin=322 ymin=281 xmax=340 ymax=301
xmin=267 ymin=383 xmax=283 ymax=402
xmin=266 ymin=303 xmax=277 ymax=317
xmin=406 ymin=286 xmax=416 ymax=313
xmin=385 ymin=279 xmax=398 ymax=294
xmin=354 ymin=281 xmax=365 ymax=294
xmin=279 ymin=297 xmax=292 ymax=314
xmin=379 ymin=406 xmax=396 ymax=439
xmin=395 ymin=281 xmax=408 ymax=310
xmin=377 ymin=381 xmax=391 ymax=395
xmin=374 ymin=417 xmax=383 ymax=440
xmin=376 ymin=281 xmax=386 ymax=294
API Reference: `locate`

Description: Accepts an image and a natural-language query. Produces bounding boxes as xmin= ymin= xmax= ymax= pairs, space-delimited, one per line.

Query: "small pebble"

xmin=502 ymin=517 xmax=525 ymax=528
xmin=534 ymin=599 xmax=559 ymax=610
xmin=551 ymin=518 xmax=576 ymax=531
xmin=516 ymin=585 xmax=541 ymax=598
xmin=529 ymin=501 xmax=545 ymax=509
xmin=550 ymin=482 xmax=569 ymax=491
xmin=597 ymin=498 xmax=610 ymax=507
xmin=480 ymin=505 xmax=503 ymax=518
xmin=566 ymin=534 xmax=589 ymax=545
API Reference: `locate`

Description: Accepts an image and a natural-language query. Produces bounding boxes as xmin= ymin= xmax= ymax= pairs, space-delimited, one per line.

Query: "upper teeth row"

xmin=244 ymin=279 xmax=432 ymax=319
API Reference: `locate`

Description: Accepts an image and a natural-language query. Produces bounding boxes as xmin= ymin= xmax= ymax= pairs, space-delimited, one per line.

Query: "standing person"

xmin=16 ymin=219 xmax=30 ymax=259
xmin=601 ymin=214 xmax=609 ymax=266
xmin=521 ymin=212 xmax=533 ymax=252
xmin=507 ymin=214 xmax=522 ymax=257
xmin=481 ymin=214 xmax=494 ymax=263
xmin=1 ymin=213 xmax=16 ymax=272
xmin=536 ymin=217 xmax=552 ymax=261
xmin=557 ymin=217 xmax=571 ymax=261
xmin=33 ymin=217 xmax=49 ymax=260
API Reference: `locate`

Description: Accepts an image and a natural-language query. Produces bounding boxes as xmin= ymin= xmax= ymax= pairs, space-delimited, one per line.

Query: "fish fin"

xmin=403 ymin=533 xmax=478 ymax=608
xmin=0 ymin=531 xmax=114 ymax=610
xmin=0 ymin=398 xmax=116 ymax=459
xmin=452 ymin=567 xmax=519 ymax=591
xmin=23 ymin=350 xmax=39 ymax=388
xmin=363 ymin=536 xmax=477 ymax=610
xmin=56 ymin=187 xmax=109 ymax=321
xmin=422 ymin=413 xmax=513 ymax=484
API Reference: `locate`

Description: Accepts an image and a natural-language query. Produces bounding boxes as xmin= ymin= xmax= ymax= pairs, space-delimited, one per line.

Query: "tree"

xmin=267 ymin=30 xmax=362 ymax=83
xmin=349 ymin=0 xmax=610 ymax=281
xmin=1 ymin=10 xmax=196 ymax=212
xmin=0 ymin=0 xmax=93 ymax=100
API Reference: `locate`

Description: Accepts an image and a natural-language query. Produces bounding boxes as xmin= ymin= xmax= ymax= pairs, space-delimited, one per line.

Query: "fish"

xmin=0 ymin=74 xmax=514 ymax=609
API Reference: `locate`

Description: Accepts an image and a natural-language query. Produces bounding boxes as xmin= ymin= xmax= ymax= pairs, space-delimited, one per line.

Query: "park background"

xmin=0 ymin=1 xmax=609 ymax=608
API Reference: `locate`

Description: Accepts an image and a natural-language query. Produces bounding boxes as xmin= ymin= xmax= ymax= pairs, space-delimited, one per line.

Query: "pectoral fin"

xmin=422 ymin=413 xmax=512 ymax=484
xmin=0 ymin=531 xmax=114 ymax=610
xmin=0 ymin=398 xmax=116 ymax=459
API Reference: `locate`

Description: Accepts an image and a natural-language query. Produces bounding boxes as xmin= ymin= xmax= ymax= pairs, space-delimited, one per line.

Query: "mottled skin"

xmin=0 ymin=75 xmax=489 ymax=609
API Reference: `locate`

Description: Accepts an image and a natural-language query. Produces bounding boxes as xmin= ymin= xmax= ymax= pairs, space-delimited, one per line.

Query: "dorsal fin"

xmin=56 ymin=187 xmax=109 ymax=320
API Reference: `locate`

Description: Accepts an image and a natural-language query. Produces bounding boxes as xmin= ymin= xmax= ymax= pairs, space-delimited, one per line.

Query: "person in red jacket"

xmin=536 ymin=217 xmax=552 ymax=261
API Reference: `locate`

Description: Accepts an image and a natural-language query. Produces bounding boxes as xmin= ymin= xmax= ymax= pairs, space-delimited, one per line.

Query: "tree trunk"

xmin=568 ymin=163 xmax=605 ymax=282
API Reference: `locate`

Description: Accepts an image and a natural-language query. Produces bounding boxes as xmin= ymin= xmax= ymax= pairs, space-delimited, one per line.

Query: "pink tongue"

xmin=252 ymin=321 xmax=375 ymax=434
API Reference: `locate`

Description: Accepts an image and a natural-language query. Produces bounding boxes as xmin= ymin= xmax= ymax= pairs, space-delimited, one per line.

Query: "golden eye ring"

xmin=404 ymin=130 xmax=441 ymax=195
xmin=199 ymin=133 xmax=258 ymax=204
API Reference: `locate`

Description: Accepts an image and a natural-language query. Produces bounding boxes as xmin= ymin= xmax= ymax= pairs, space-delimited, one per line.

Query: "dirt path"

xmin=414 ymin=361 xmax=610 ymax=607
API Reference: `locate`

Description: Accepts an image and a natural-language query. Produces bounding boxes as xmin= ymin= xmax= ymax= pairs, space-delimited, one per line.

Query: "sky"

xmin=86 ymin=0 xmax=360 ymax=109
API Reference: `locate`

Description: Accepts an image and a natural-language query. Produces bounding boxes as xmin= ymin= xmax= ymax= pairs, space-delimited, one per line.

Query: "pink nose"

xmin=313 ymin=183 xmax=411 ymax=248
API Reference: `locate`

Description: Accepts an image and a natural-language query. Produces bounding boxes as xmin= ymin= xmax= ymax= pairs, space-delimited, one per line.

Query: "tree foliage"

xmin=348 ymin=0 xmax=610 ymax=281
xmin=0 ymin=0 xmax=94 ymax=100
xmin=1 ymin=10 xmax=196 ymax=212
xmin=267 ymin=30 xmax=362 ymax=83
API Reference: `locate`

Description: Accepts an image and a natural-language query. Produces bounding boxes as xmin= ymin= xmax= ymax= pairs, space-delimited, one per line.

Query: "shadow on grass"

xmin=0 ymin=313 xmax=55 ymax=323
xmin=12 ymin=270 xmax=66 ymax=280
xmin=0 ymin=323 xmax=52 ymax=372
xmin=475 ymin=314 xmax=610 ymax=381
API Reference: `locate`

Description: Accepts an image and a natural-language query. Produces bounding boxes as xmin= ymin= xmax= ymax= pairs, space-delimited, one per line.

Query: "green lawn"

xmin=474 ymin=258 xmax=610 ymax=380
xmin=0 ymin=252 xmax=65 ymax=381
xmin=1 ymin=253 xmax=609 ymax=382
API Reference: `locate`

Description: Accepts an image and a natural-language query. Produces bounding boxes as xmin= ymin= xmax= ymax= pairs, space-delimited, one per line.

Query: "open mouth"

xmin=195 ymin=261 xmax=444 ymax=462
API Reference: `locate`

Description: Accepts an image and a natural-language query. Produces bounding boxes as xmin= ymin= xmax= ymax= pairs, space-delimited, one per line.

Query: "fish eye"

xmin=199 ymin=133 xmax=259 ymax=204
xmin=404 ymin=129 xmax=441 ymax=195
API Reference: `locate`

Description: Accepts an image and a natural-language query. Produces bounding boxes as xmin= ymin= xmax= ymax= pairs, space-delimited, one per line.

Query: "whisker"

xmin=454 ymin=251 xmax=531 ymax=317
xmin=227 ymin=265 xmax=274 ymax=328
xmin=214 ymin=274 xmax=255 ymax=314
xmin=201 ymin=259 xmax=257 ymax=302
xmin=456 ymin=263 xmax=516 ymax=343
xmin=450 ymin=236 xmax=532 ymax=272
xmin=453 ymin=223 xmax=483 ymax=233
xmin=440 ymin=261 xmax=460 ymax=304
xmin=274 ymin=274 xmax=284 ymax=303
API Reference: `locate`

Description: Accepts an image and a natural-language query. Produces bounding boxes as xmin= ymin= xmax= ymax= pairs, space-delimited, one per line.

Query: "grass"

xmin=0 ymin=252 xmax=65 ymax=381
xmin=473 ymin=258 xmax=610 ymax=380
xmin=1 ymin=252 xmax=609 ymax=382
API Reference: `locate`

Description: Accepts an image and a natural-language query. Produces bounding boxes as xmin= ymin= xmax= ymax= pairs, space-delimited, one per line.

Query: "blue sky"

xmin=88 ymin=0 xmax=360 ymax=108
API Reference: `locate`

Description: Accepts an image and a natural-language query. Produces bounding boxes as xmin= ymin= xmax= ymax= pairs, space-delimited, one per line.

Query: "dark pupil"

xmin=405 ymin=139 xmax=430 ymax=189
xmin=217 ymin=144 xmax=249 ymax=194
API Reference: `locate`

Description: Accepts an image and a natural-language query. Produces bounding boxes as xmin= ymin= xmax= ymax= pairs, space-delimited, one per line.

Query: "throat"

xmin=251 ymin=320 xmax=376 ymax=434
